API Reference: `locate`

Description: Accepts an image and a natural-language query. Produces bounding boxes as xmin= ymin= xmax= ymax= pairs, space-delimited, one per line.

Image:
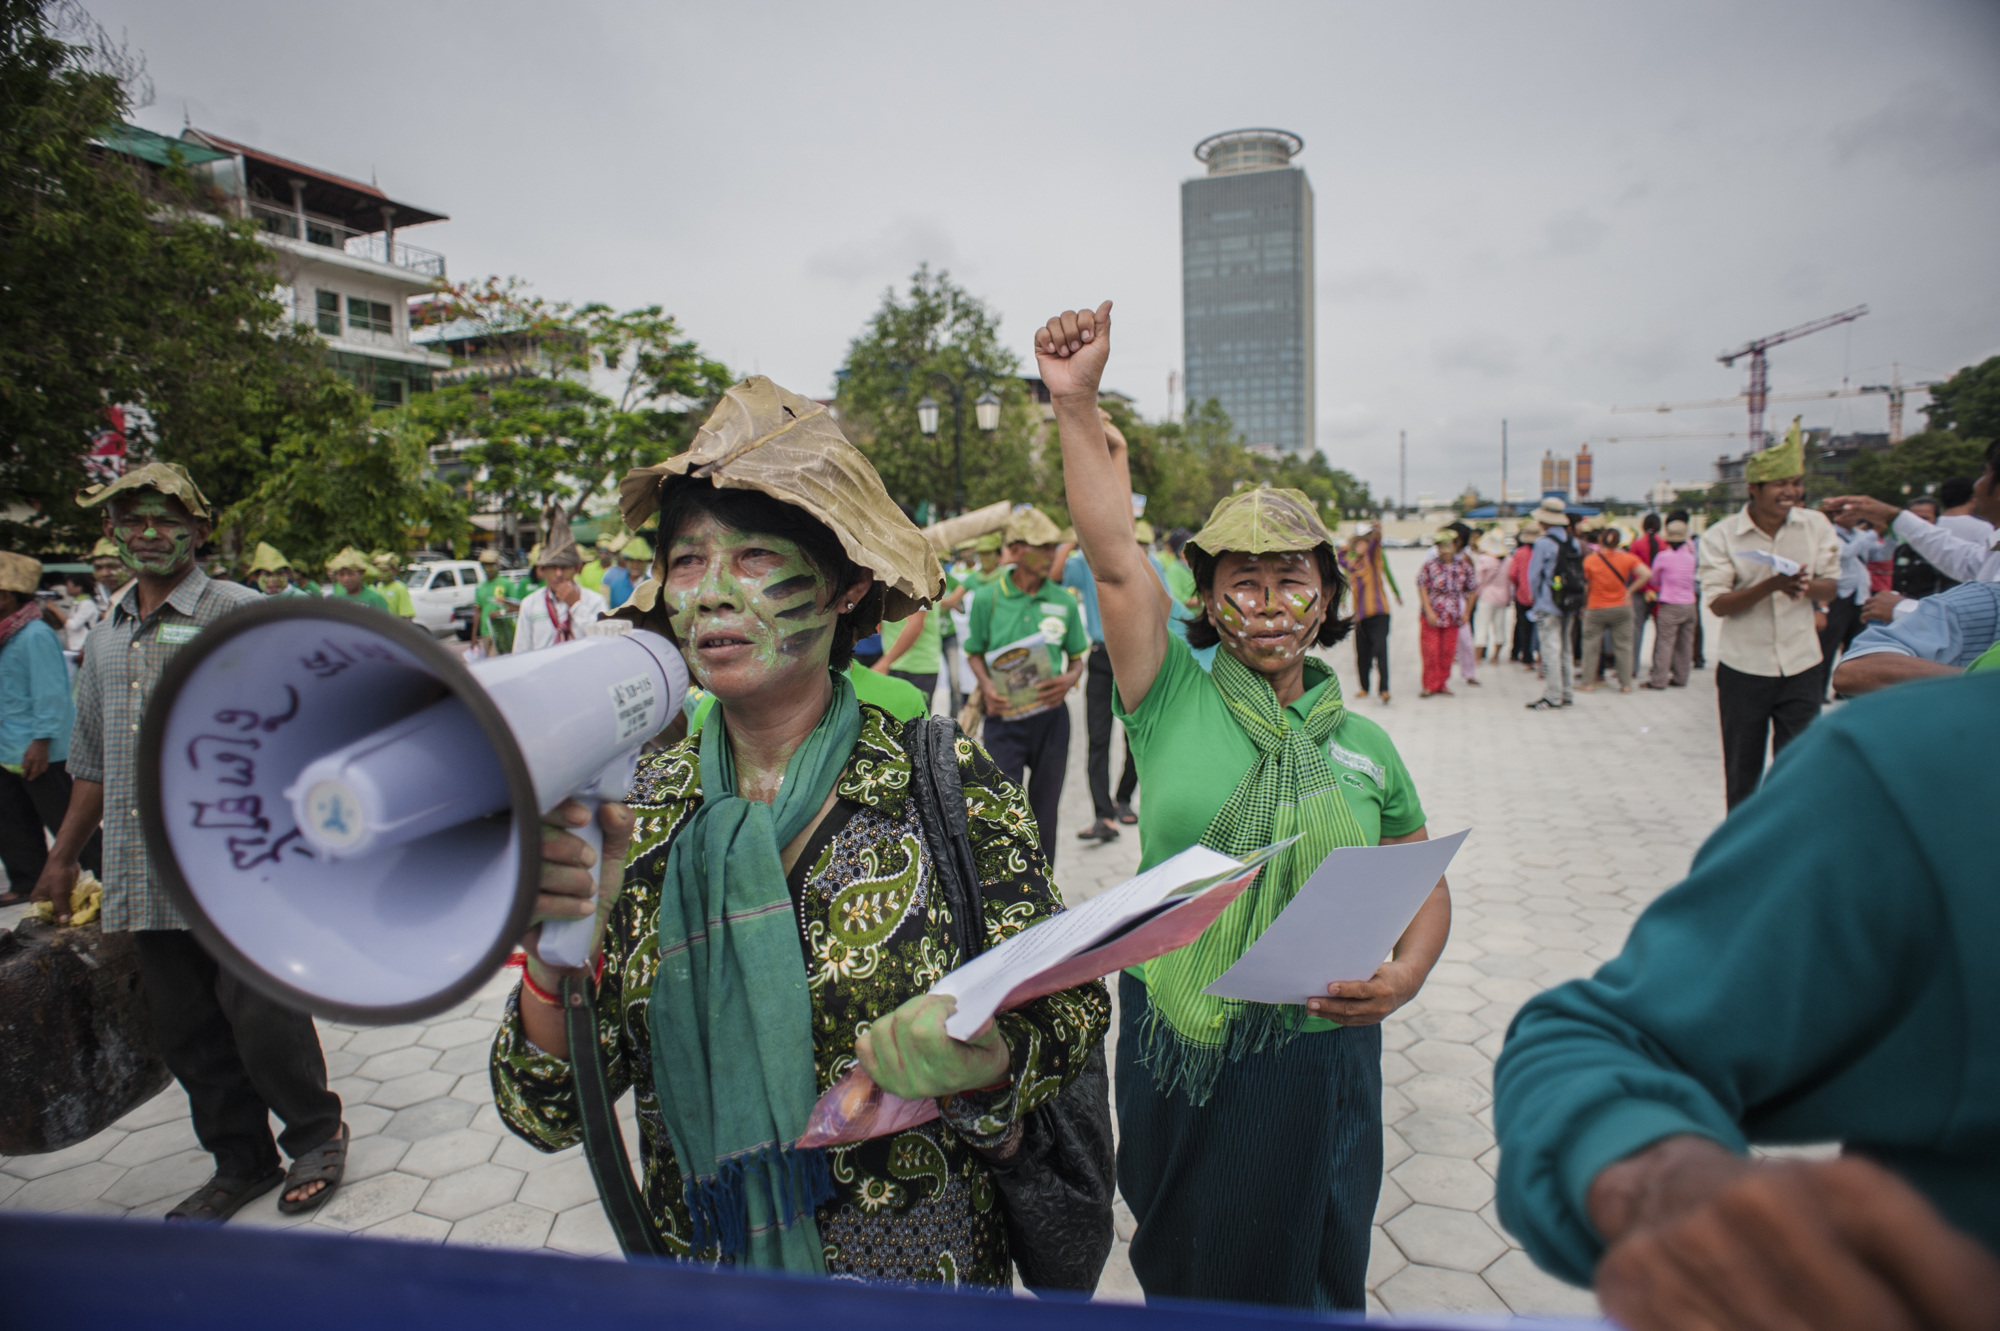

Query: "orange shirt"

xmin=1583 ymin=547 xmax=1641 ymax=609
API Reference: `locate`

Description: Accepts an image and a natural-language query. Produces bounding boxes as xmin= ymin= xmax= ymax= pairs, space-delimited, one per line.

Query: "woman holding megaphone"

xmin=491 ymin=378 xmax=1111 ymax=1285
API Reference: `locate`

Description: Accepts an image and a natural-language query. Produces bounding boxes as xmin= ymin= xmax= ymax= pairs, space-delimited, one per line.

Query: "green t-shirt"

xmin=328 ymin=582 xmax=390 ymax=613
xmin=579 ymin=559 xmax=608 ymax=594
xmin=964 ymin=571 xmax=1090 ymax=670
xmin=685 ymin=663 xmax=929 ymax=735
xmin=1968 ymin=640 xmax=2000 ymax=674
xmin=473 ymin=574 xmax=507 ymax=633
xmin=1117 ymin=636 xmax=1425 ymax=871
xmin=1115 ymin=637 xmax=1426 ymax=1026
xmin=372 ymin=578 xmax=416 ymax=618
xmin=879 ymin=607 xmax=943 ymax=674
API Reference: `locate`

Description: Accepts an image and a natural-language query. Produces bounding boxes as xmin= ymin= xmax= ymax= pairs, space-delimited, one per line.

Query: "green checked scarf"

xmin=1139 ymin=647 xmax=1369 ymax=1104
xmin=648 ymin=671 xmax=859 ymax=1272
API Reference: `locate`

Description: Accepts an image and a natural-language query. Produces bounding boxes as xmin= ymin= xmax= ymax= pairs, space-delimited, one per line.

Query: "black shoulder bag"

xmin=901 ymin=715 xmax=1117 ymax=1295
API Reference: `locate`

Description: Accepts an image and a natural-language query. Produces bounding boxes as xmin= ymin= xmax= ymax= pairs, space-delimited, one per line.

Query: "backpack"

xmin=1550 ymin=533 xmax=1589 ymax=616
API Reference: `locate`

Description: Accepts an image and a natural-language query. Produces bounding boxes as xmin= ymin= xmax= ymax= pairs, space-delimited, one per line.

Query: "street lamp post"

xmin=914 ymin=375 xmax=1000 ymax=515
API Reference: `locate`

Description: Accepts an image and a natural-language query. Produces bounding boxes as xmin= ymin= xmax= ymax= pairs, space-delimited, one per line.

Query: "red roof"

xmin=186 ymin=129 xmax=447 ymax=231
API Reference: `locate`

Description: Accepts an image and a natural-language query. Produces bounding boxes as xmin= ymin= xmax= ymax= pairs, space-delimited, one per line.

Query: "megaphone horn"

xmin=139 ymin=598 xmax=688 ymax=1024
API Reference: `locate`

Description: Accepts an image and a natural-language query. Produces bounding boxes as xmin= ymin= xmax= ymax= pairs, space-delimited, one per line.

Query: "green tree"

xmin=0 ymin=0 xmax=378 ymax=554
xmin=1848 ymin=430 xmax=1990 ymax=506
xmin=410 ymin=277 xmax=732 ymax=537
xmin=1922 ymin=355 xmax=2000 ymax=441
xmin=834 ymin=265 xmax=1040 ymax=517
xmin=1120 ymin=396 xmax=1367 ymax=532
xmin=223 ymin=403 xmax=469 ymax=570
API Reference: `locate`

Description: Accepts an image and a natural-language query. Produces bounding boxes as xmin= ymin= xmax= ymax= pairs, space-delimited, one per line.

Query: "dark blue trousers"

xmin=981 ymin=705 xmax=1069 ymax=859
xmin=1115 ymin=972 xmax=1383 ymax=1311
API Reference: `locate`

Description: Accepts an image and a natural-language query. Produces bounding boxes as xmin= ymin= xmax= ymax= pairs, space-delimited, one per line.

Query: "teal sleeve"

xmin=1493 ymin=705 xmax=1948 ymax=1287
xmin=964 ymin=585 xmax=992 ymax=654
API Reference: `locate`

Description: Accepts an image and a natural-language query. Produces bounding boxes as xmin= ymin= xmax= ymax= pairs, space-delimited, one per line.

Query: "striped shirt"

xmin=69 ymin=566 xmax=259 ymax=932
xmin=1842 ymin=581 xmax=2000 ymax=670
xmin=1341 ymin=535 xmax=1402 ymax=620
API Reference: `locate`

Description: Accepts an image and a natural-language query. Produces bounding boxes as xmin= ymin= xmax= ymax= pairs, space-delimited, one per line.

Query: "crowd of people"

xmin=3 ymin=301 xmax=1995 ymax=1323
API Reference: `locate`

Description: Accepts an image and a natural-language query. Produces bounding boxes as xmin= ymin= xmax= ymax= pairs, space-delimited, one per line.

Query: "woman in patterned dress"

xmin=490 ymin=378 xmax=1108 ymax=1285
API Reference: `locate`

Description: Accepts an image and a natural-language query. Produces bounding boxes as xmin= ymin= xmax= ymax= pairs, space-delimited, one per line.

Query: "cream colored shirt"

xmin=1697 ymin=505 xmax=1841 ymax=677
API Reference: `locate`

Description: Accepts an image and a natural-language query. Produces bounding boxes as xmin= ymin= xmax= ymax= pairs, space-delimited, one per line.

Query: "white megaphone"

xmin=138 ymin=598 xmax=688 ymax=1023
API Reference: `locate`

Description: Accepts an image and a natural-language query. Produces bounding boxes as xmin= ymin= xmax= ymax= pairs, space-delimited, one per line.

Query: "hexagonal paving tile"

xmin=382 ymin=1097 xmax=477 ymax=1141
xmin=356 ymin=1044 xmax=441 ymax=1083
xmin=1376 ymin=1263 xmax=1512 ymax=1315
xmin=100 ymin=1121 xmax=201 ymax=1169
xmin=546 ymin=1202 xmax=618 ymax=1258
xmin=344 ymin=1025 xmax=423 ymax=1058
xmin=99 ymin=1148 xmax=215 ymax=1208
xmin=419 ymin=1018 xmax=493 ymax=1050
xmin=417 ymin=1162 xmax=524 ymax=1222
xmin=359 ymin=1211 xmax=452 ymax=1244
xmin=398 ymin=1127 xmax=497 ymax=1180
xmin=517 ymin=1156 xmax=597 ymax=1214
xmin=370 ymin=1070 xmax=457 ymax=1110
xmin=1396 ymin=1111 xmax=1494 ymax=1160
xmin=1391 ymin=1152 xmax=1495 ymax=1211
xmin=314 ymin=1171 xmax=429 ymax=1232
xmin=448 ymin=1200 xmax=555 ymax=1248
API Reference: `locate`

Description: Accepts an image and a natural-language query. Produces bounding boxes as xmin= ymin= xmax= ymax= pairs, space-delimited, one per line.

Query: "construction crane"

xmin=1717 ymin=305 xmax=1867 ymax=447
xmin=1857 ymin=363 xmax=1939 ymax=443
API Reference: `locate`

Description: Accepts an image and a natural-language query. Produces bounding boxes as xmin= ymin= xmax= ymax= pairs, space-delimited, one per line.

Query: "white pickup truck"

xmin=402 ymin=560 xmax=487 ymax=637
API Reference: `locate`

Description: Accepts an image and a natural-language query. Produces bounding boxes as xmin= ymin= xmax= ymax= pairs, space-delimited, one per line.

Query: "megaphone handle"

xmin=538 ymin=800 xmax=607 ymax=970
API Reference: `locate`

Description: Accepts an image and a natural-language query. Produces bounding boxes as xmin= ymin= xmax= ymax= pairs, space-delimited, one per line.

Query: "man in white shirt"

xmin=512 ymin=508 xmax=606 ymax=652
xmin=1829 ymin=439 xmax=2000 ymax=623
xmin=1696 ymin=428 xmax=1840 ymax=809
xmin=1937 ymin=473 xmax=1998 ymax=546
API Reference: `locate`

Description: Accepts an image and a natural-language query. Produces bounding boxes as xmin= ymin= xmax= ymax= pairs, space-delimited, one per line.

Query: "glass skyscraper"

xmin=1181 ymin=129 xmax=1315 ymax=454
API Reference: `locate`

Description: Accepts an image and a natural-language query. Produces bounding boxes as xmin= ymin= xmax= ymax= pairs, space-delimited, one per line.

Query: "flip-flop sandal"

xmin=1115 ymin=804 xmax=1137 ymax=825
xmin=165 ymin=1168 xmax=284 ymax=1222
xmin=278 ymin=1122 xmax=349 ymax=1215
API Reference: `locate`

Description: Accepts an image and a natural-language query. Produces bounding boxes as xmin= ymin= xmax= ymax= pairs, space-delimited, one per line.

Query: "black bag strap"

xmin=903 ymin=716 xmax=986 ymax=961
xmin=564 ymin=973 xmax=671 ymax=1259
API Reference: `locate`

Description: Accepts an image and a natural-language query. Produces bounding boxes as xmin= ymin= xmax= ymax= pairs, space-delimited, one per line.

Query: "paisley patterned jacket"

xmin=491 ymin=701 xmax=1111 ymax=1286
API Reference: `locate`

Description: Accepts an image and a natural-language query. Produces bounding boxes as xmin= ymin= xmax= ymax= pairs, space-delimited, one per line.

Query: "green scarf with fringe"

xmin=1138 ymin=647 xmax=1369 ymax=1104
xmin=648 ymin=672 xmax=857 ymax=1272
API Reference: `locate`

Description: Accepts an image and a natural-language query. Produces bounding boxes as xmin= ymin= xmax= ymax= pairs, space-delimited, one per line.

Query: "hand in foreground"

xmin=29 ymin=855 xmax=80 ymax=924
xmin=1765 ymin=569 xmax=1808 ymax=600
xmin=981 ymin=682 xmax=1012 ymax=717
xmin=1862 ymin=590 xmax=1908 ymax=623
xmin=1591 ymin=1139 xmax=2000 ymax=1331
xmin=1825 ymin=494 xmax=1905 ymax=530
xmin=520 ymin=798 xmax=634 ymax=977
xmin=1033 ymin=302 xmax=1113 ymax=401
xmin=1307 ymin=958 xmax=1425 ymax=1026
xmin=21 ymin=738 xmax=48 ymax=782
xmin=856 ymin=994 xmax=1010 ymax=1101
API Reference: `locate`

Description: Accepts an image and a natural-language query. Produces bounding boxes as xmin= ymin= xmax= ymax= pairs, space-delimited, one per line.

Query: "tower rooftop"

xmin=1193 ymin=128 xmax=1304 ymax=176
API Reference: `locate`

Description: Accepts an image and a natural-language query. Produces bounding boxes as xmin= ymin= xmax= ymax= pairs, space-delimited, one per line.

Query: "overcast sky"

xmin=95 ymin=0 xmax=2000 ymax=506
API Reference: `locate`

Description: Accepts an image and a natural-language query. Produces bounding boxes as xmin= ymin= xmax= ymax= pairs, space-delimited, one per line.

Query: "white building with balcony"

xmin=177 ymin=128 xmax=452 ymax=408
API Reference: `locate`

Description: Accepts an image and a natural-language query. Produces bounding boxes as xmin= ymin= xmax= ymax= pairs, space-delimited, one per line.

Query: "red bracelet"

xmin=519 ymin=967 xmax=562 ymax=1007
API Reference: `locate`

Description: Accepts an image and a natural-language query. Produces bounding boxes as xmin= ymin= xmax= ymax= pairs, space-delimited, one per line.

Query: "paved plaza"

xmin=1 ymin=551 xmax=1741 ymax=1316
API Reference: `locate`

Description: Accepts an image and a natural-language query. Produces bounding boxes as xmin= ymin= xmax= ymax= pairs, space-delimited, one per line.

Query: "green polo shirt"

xmin=685 ymin=663 xmax=929 ymax=735
xmin=372 ymin=578 xmax=416 ymax=618
xmin=1115 ymin=636 xmax=1425 ymax=1027
xmin=965 ymin=570 xmax=1089 ymax=670
xmin=879 ymin=607 xmax=943 ymax=675
xmin=1117 ymin=636 xmax=1425 ymax=873
xmin=328 ymin=582 xmax=390 ymax=613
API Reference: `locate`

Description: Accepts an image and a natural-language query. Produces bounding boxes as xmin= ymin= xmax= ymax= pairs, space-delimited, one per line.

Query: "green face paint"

xmin=663 ymin=520 xmax=836 ymax=687
xmin=111 ymin=494 xmax=195 ymax=576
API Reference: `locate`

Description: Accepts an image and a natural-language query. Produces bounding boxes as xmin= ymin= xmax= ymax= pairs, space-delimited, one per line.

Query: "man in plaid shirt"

xmin=33 ymin=464 xmax=346 ymax=1222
